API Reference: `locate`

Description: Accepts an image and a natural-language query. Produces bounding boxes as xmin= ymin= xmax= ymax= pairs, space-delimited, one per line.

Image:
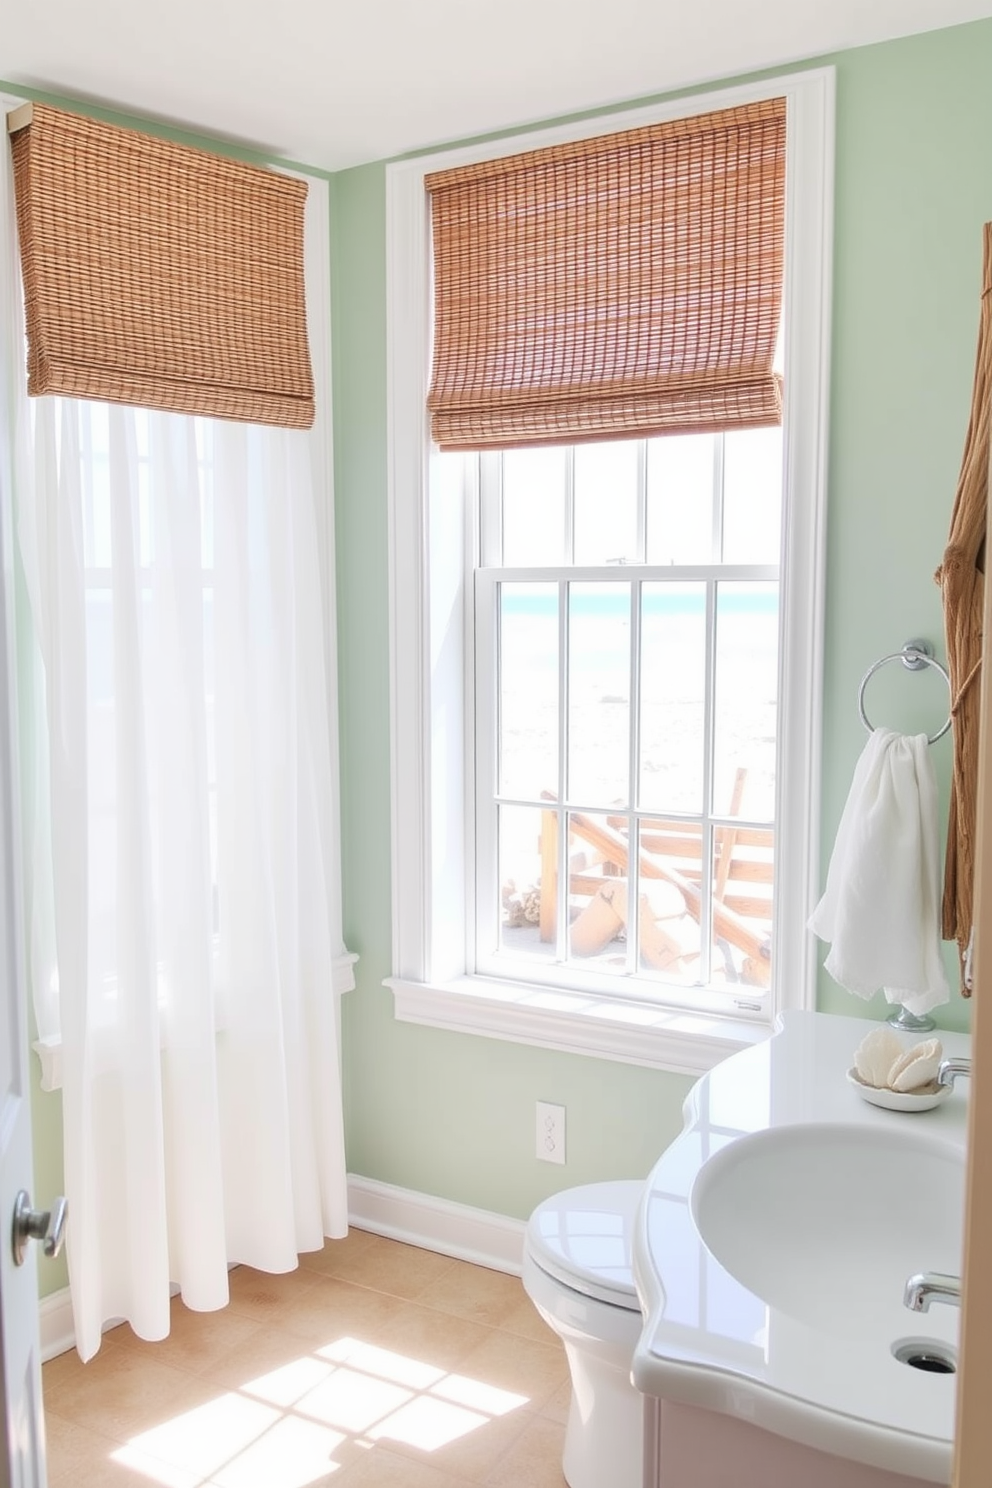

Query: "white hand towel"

xmin=808 ymin=727 xmax=949 ymax=1017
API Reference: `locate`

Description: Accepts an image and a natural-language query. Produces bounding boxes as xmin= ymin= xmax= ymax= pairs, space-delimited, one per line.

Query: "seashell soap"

xmin=853 ymin=1028 xmax=904 ymax=1088
xmin=888 ymin=1038 xmax=944 ymax=1092
xmin=852 ymin=1028 xmax=944 ymax=1093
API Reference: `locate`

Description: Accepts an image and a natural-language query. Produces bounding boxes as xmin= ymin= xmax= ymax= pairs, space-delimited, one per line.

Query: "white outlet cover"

xmin=536 ymin=1101 xmax=566 ymax=1165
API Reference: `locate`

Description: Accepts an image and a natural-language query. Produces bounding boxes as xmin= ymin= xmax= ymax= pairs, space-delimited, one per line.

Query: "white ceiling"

xmin=3 ymin=0 xmax=992 ymax=171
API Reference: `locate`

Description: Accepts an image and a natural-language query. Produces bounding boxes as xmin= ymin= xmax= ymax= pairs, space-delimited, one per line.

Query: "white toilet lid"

xmin=526 ymin=1180 xmax=643 ymax=1312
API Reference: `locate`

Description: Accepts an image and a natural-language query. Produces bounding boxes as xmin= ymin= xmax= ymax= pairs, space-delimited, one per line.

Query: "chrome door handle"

xmin=12 ymin=1190 xmax=67 ymax=1267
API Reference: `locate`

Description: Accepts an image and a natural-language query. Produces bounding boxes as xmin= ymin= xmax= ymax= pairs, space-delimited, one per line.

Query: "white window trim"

xmin=385 ymin=69 xmax=835 ymax=1075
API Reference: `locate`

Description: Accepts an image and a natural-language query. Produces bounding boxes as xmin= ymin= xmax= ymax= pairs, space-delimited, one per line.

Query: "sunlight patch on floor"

xmin=112 ymin=1332 xmax=530 ymax=1485
xmin=109 ymin=1444 xmax=206 ymax=1488
xmin=211 ymin=1414 xmax=349 ymax=1488
xmin=117 ymin=1393 xmax=282 ymax=1478
xmin=368 ymin=1393 xmax=490 ymax=1451
xmin=237 ymin=1355 xmax=334 ymax=1410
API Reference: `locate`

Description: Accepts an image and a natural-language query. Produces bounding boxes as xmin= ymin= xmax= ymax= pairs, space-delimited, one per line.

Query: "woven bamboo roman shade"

xmin=7 ymin=102 xmax=315 ymax=428
xmin=426 ymin=98 xmax=786 ymax=451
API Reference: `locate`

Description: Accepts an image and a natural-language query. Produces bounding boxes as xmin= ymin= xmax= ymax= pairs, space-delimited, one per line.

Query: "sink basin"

xmin=690 ymin=1122 xmax=964 ymax=1333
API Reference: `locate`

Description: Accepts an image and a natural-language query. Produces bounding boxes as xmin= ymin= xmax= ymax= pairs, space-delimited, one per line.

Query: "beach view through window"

xmin=479 ymin=429 xmax=781 ymax=1005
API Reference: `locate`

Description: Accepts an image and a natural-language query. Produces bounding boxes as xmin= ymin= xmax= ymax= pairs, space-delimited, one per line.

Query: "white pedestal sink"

xmin=632 ymin=1011 xmax=971 ymax=1484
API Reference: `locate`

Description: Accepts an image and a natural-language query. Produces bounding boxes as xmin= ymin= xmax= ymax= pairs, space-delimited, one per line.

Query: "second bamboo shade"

xmin=8 ymin=102 xmax=315 ymax=429
xmin=426 ymin=97 xmax=787 ymax=451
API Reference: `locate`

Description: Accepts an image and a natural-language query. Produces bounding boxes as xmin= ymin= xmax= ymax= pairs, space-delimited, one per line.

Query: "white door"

xmin=0 ymin=480 xmax=55 ymax=1483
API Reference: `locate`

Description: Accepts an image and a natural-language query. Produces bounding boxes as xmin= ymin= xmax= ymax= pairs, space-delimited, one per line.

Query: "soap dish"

xmin=846 ymin=1068 xmax=951 ymax=1113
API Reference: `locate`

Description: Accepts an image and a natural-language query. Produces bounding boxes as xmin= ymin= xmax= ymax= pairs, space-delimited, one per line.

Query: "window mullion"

xmin=473 ymin=568 xmax=499 ymax=968
xmin=699 ymin=578 xmax=718 ymax=986
xmin=556 ymin=578 xmax=570 ymax=961
xmin=629 ymin=441 xmax=646 ymax=978
xmin=627 ymin=578 xmax=642 ymax=976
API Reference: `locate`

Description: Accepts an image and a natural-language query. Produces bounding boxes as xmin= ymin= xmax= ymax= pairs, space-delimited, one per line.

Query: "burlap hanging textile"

xmin=935 ymin=222 xmax=992 ymax=993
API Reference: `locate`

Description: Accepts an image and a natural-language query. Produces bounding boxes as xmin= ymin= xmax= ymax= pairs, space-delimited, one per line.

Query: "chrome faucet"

xmin=904 ymin=1272 xmax=962 ymax=1312
xmin=936 ymin=1058 xmax=971 ymax=1090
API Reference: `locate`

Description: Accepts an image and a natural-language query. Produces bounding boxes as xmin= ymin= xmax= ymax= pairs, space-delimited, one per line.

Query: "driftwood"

xmin=569 ymin=880 xmax=691 ymax=971
xmin=529 ymin=777 xmax=773 ymax=987
xmin=545 ymin=797 xmax=770 ymax=963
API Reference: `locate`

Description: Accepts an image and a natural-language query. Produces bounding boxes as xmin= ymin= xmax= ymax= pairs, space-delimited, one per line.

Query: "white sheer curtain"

xmin=2 ymin=125 xmax=351 ymax=1361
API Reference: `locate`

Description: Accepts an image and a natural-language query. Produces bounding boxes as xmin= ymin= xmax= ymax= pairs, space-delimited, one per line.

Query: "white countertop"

xmin=631 ymin=1009 xmax=971 ymax=1483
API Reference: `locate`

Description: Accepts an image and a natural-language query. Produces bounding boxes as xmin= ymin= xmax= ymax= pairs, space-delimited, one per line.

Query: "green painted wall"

xmin=9 ymin=14 xmax=992 ymax=1301
xmin=816 ymin=23 xmax=991 ymax=1029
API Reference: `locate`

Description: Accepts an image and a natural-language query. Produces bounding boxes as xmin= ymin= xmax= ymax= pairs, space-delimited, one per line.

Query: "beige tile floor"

xmin=42 ymin=1229 xmax=570 ymax=1488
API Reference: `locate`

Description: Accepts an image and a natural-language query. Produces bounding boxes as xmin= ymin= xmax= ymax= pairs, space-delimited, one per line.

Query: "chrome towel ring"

xmin=858 ymin=638 xmax=952 ymax=745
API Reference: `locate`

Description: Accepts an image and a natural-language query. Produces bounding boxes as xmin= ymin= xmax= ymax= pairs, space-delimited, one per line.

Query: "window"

xmin=475 ymin=427 xmax=780 ymax=1016
xmin=386 ymin=71 xmax=834 ymax=1073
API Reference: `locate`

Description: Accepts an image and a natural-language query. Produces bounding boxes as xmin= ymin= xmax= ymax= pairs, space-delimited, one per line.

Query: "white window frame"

xmin=385 ymin=69 xmax=835 ymax=1076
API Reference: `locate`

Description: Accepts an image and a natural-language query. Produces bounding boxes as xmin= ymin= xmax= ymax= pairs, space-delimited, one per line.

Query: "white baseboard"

xmin=346 ymin=1174 xmax=526 ymax=1275
xmin=38 ymin=1175 xmax=527 ymax=1362
xmin=39 ymin=1287 xmax=75 ymax=1364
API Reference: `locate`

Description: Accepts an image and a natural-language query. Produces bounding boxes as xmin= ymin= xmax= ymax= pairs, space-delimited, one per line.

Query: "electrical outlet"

xmin=536 ymin=1101 xmax=566 ymax=1164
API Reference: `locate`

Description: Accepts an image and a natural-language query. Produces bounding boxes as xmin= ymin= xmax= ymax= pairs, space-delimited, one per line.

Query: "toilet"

xmin=522 ymin=1179 xmax=645 ymax=1488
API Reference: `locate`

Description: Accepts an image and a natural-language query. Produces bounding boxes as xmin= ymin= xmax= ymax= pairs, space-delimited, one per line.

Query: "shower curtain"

xmin=2 ymin=126 xmax=352 ymax=1360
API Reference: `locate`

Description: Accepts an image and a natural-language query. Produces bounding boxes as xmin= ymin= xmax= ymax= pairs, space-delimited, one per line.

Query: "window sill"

xmin=386 ymin=973 xmax=772 ymax=1076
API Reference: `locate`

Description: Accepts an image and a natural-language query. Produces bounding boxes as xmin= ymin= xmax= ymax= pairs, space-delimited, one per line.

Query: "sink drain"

xmin=893 ymin=1340 xmax=956 ymax=1374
